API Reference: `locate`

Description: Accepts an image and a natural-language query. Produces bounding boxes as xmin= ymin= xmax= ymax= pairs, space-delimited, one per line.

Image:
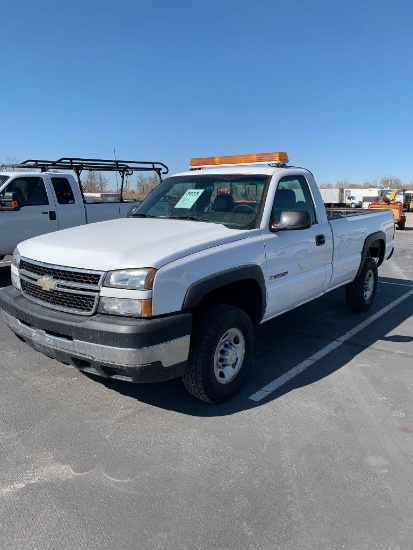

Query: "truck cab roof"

xmin=173 ymin=165 xmax=308 ymax=178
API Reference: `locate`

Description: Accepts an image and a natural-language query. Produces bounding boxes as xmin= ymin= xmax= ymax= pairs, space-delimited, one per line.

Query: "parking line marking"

xmin=379 ymin=281 xmax=413 ymax=288
xmin=249 ymin=288 xmax=413 ymax=402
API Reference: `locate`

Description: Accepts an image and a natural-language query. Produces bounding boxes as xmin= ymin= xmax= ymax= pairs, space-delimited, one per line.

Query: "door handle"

xmin=315 ymin=234 xmax=325 ymax=246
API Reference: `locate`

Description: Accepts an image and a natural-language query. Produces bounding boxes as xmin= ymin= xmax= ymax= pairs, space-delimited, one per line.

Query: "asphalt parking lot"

xmin=1 ymin=216 xmax=412 ymax=550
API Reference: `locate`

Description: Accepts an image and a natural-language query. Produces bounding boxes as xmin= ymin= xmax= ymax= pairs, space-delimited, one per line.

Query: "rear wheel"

xmin=183 ymin=305 xmax=254 ymax=403
xmin=397 ymin=220 xmax=406 ymax=230
xmin=345 ymin=257 xmax=378 ymax=312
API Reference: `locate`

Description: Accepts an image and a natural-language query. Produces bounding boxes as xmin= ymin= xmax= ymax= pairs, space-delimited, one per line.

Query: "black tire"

xmin=350 ymin=202 xmax=356 ymax=208
xmin=182 ymin=305 xmax=254 ymax=403
xmin=345 ymin=257 xmax=378 ymax=312
xmin=397 ymin=220 xmax=406 ymax=230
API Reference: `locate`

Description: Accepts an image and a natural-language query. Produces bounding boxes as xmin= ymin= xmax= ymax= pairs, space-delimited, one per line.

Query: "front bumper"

xmin=0 ymin=286 xmax=191 ymax=383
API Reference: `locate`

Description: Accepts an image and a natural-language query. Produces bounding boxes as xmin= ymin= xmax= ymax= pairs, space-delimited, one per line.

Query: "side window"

xmin=1 ymin=177 xmax=49 ymax=207
xmin=51 ymin=177 xmax=75 ymax=204
xmin=0 ymin=179 xmax=27 ymax=206
xmin=26 ymin=177 xmax=49 ymax=206
xmin=272 ymin=175 xmax=316 ymax=224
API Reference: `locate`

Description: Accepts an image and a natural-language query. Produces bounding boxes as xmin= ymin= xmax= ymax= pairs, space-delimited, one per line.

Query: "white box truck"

xmin=319 ymin=188 xmax=362 ymax=208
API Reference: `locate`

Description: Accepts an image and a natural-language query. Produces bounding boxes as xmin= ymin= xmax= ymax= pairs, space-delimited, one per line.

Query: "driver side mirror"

xmin=270 ymin=209 xmax=312 ymax=232
xmin=0 ymin=191 xmax=21 ymax=211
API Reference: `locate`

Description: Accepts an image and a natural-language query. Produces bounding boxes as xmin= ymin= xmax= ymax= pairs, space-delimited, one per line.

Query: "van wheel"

xmin=345 ymin=257 xmax=378 ymax=312
xmin=183 ymin=305 xmax=254 ymax=403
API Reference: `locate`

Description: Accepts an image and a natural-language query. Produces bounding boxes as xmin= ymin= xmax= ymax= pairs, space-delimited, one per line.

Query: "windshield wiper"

xmin=168 ymin=215 xmax=212 ymax=222
xmin=134 ymin=214 xmax=214 ymax=223
xmin=131 ymin=213 xmax=158 ymax=218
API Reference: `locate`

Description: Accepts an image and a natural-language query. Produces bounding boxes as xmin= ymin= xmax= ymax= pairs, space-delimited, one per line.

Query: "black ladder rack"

xmin=6 ymin=157 xmax=169 ymax=195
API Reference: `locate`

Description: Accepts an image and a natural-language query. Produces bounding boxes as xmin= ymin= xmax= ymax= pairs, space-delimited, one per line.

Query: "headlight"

xmin=12 ymin=247 xmax=21 ymax=268
xmin=98 ymin=297 xmax=152 ymax=317
xmin=103 ymin=268 xmax=157 ymax=290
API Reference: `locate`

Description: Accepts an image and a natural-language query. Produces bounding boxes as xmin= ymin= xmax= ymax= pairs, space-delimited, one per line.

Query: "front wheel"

xmin=345 ymin=257 xmax=378 ymax=312
xmin=183 ymin=305 xmax=254 ymax=403
xmin=397 ymin=220 xmax=406 ymax=230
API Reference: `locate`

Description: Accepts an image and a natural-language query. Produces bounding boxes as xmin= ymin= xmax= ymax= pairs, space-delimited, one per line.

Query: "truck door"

xmin=262 ymin=175 xmax=332 ymax=320
xmin=0 ymin=176 xmax=59 ymax=255
xmin=48 ymin=176 xmax=86 ymax=229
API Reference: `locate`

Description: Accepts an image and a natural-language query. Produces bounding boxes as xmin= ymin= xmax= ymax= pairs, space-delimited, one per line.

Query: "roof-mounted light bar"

xmin=190 ymin=151 xmax=289 ymax=169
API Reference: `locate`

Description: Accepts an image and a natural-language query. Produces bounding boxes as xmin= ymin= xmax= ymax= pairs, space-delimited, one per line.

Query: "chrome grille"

xmin=21 ymin=279 xmax=97 ymax=313
xmin=19 ymin=258 xmax=104 ymax=315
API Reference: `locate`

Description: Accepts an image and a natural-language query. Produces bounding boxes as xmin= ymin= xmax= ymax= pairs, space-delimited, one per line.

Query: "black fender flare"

xmin=183 ymin=265 xmax=267 ymax=322
xmin=355 ymin=231 xmax=386 ymax=279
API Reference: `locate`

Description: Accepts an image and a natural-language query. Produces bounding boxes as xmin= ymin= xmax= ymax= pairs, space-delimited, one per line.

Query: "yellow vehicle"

xmin=369 ymin=189 xmax=406 ymax=230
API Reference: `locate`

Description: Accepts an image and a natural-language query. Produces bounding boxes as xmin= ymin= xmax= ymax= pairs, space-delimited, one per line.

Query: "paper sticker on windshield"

xmin=174 ymin=189 xmax=204 ymax=209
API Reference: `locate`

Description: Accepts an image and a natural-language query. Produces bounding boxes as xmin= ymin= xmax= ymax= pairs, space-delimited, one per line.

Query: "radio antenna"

xmin=114 ymin=147 xmax=119 ymax=193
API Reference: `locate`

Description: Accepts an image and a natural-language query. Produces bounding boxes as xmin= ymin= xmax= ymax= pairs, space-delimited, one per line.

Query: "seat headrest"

xmin=273 ymin=188 xmax=296 ymax=209
xmin=212 ymin=194 xmax=234 ymax=212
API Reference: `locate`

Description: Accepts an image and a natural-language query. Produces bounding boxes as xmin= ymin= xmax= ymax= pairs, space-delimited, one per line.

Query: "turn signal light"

xmin=190 ymin=152 xmax=289 ymax=168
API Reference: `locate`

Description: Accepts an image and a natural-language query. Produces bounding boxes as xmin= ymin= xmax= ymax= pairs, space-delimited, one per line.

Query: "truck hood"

xmin=18 ymin=218 xmax=250 ymax=271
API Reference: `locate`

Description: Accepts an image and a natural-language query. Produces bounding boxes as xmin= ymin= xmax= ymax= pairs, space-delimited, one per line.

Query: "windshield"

xmin=131 ymin=174 xmax=270 ymax=229
xmin=0 ymin=175 xmax=10 ymax=188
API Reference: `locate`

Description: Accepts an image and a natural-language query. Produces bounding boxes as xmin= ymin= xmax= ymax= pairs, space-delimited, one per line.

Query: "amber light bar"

xmin=190 ymin=151 xmax=289 ymax=168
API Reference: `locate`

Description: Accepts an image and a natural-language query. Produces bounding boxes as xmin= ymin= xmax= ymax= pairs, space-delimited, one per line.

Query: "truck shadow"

xmin=97 ymin=275 xmax=413 ymax=416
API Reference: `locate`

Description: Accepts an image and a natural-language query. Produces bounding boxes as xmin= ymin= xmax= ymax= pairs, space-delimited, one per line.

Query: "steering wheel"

xmin=232 ymin=204 xmax=256 ymax=214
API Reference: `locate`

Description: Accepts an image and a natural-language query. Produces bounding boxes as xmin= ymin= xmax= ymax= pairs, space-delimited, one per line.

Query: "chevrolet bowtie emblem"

xmin=36 ymin=276 xmax=56 ymax=292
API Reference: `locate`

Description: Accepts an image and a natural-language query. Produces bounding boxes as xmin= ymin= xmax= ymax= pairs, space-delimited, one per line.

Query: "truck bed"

xmin=325 ymin=207 xmax=388 ymax=220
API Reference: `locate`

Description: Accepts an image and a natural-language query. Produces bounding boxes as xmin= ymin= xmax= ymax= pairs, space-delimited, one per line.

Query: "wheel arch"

xmin=355 ymin=231 xmax=386 ymax=279
xmin=183 ymin=265 xmax=266 ymax=326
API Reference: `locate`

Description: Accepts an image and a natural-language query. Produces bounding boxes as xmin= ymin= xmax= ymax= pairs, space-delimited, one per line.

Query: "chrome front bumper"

xmin=0 ymin=286 xmax=191 ymax=383
xmin=2 ymin=310 xmax=190 ymax=368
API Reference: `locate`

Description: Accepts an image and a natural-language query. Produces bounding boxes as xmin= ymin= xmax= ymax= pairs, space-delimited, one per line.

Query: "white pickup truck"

xmin=0 ymin=152 xmax=395 ymax=403
xmin=0 ymin=157 xmax=167 ymax=260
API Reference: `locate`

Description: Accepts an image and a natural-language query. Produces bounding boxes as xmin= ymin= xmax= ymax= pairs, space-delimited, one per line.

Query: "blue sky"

xmin=1 ymin=0 xmax=412 ymax=186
